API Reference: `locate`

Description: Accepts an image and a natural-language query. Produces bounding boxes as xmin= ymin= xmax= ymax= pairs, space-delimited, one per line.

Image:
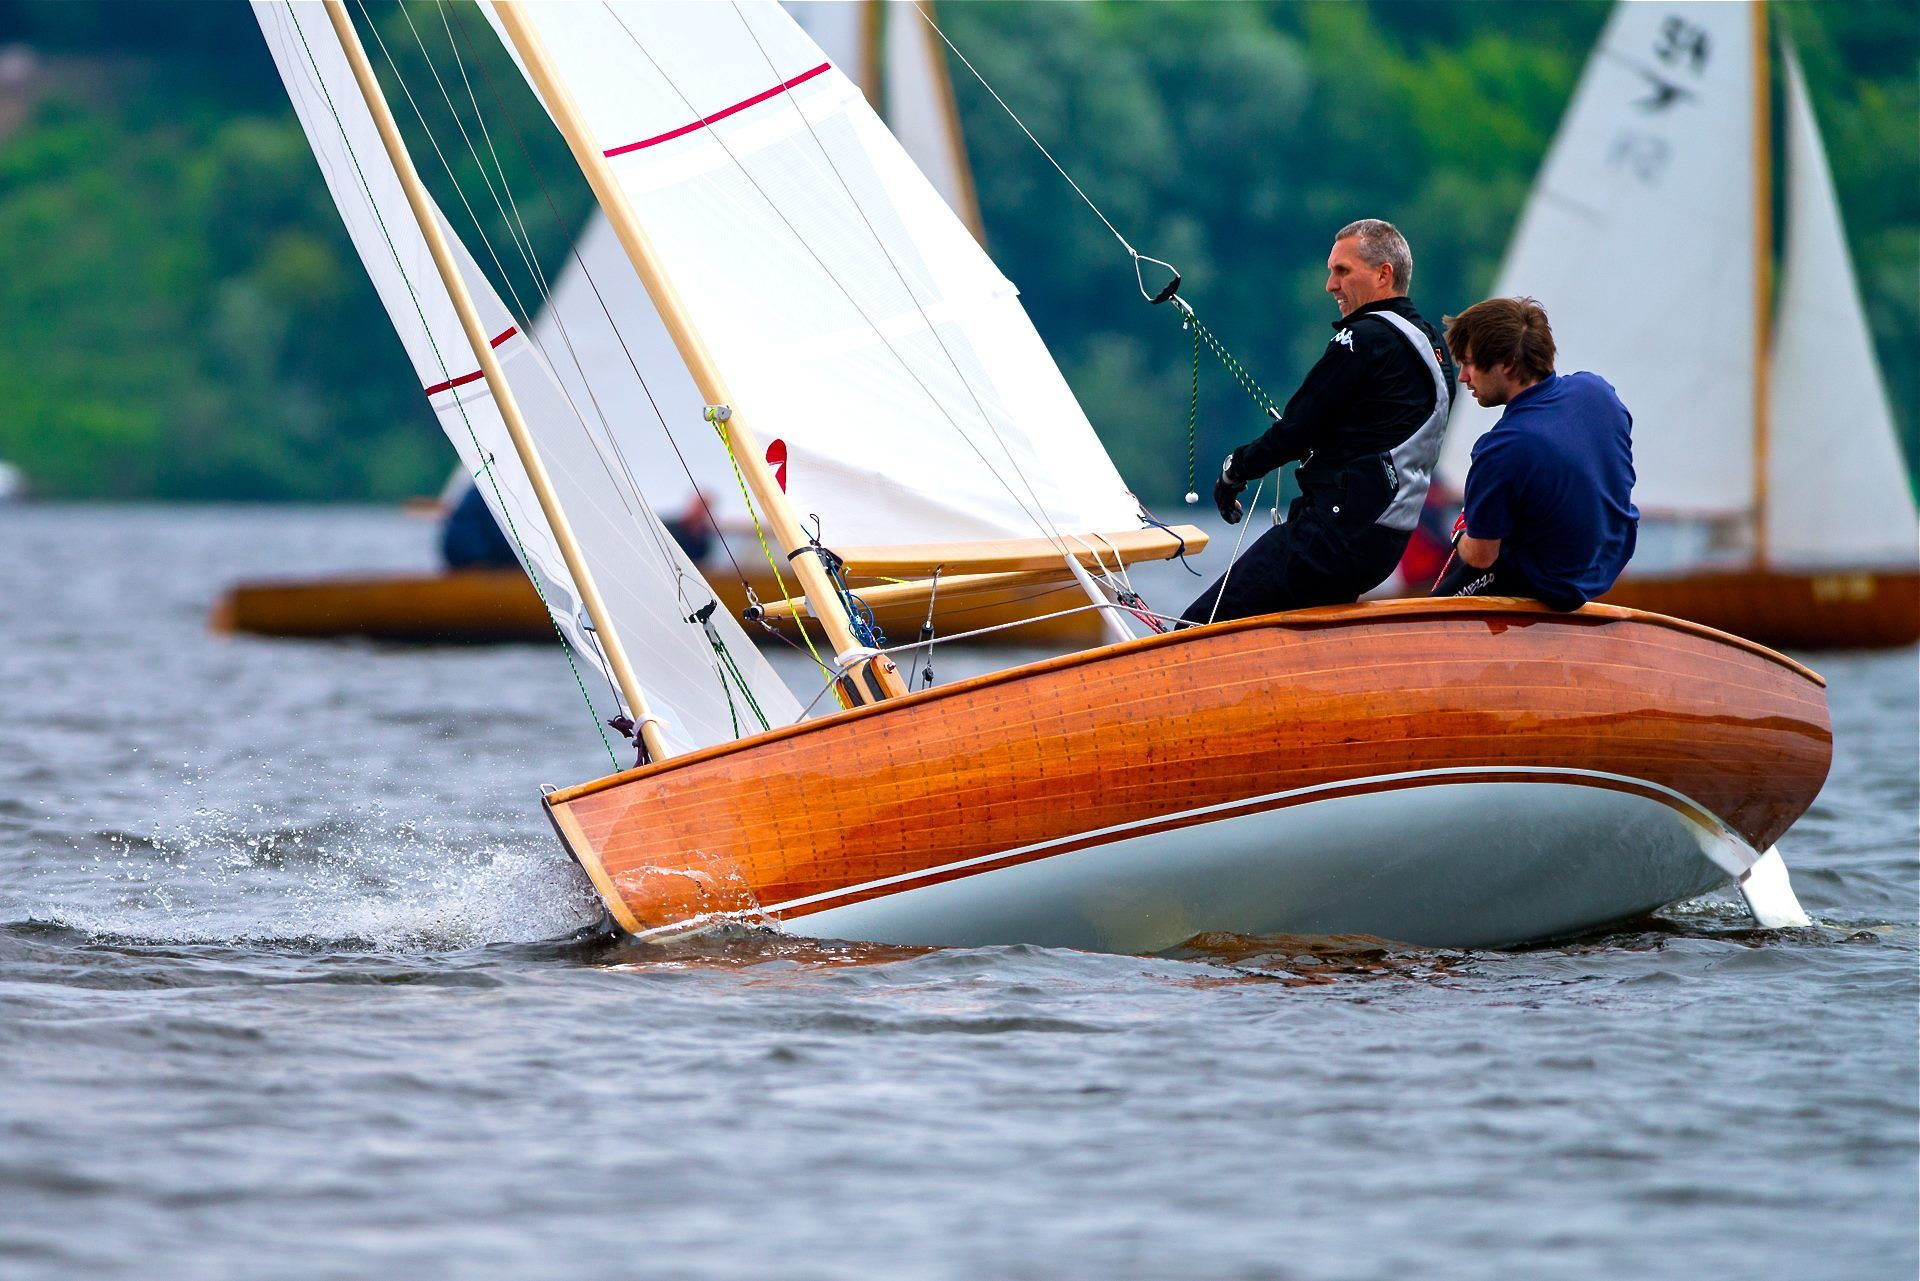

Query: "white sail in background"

xmin=1765 ymin=47 xmax=1918 ymax=569
xmin=1437 ymin=2 xmax=1758 ymax=519
xmin=882 ymin=0 xmax=982 ymax=241
xmin=489 ymin=0 xmax=1143 ymax=553
xmin=253 ymin=0 xmax=800 ymax=752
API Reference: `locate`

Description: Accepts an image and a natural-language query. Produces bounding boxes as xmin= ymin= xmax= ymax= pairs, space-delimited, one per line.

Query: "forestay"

xmin=1436 ymin=2 xmax=1757 ymax=518
xmin=486 ymin=0 xmax=1146 ymax=554
xmin=1765 ymin=47 xmax=1919 ymax=568
xmin=253 ymin=0 xmax=800 ymax=753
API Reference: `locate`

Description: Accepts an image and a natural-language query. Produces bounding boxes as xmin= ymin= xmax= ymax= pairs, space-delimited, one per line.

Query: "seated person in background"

xmin=1433 ymin=297 xmax=1638 ymax=610
xmin=440 ymin=483 xmax=518 ymax=570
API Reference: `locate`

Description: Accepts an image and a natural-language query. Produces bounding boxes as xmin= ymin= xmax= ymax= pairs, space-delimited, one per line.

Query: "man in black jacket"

xmin=1182 ymin=219 xmax=1455 ymax=624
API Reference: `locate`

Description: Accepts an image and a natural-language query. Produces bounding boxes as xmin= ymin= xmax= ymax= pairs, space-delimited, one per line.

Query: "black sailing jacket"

xmin=1227 ymin=295 xmax=1456 ymax=527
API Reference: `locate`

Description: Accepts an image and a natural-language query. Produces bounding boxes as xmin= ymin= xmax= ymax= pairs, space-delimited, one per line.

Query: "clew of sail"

xmin=1436 ymin=2 xmax=1758 ymax=521
xmin=484 ymin=0 xmax=1146 ymax=563
xmin=253 ymin=0 xmax=800 ymax=753
xmin=1764 ymin=45 xmax=1919 ymax=569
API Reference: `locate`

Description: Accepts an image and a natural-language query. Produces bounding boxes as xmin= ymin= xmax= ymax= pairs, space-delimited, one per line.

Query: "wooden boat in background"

xmin=212 ymin=552 xmax=1109 ymax=647
xmin=1436 ymin=3 xmax=1919 ymax=651
xmin=547 ymin=599 xmax=1831 ymax=951
xmin=255 ymin=0 xmax=1826 ymax=956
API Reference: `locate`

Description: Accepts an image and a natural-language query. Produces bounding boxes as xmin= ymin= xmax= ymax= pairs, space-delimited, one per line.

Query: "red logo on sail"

xmin=767 ymin=439 xmax=788 ymax=491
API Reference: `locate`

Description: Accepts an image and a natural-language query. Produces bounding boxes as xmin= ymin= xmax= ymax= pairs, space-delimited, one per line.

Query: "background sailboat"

xmin=1434 ymin=1 xmax=1919 ymax=650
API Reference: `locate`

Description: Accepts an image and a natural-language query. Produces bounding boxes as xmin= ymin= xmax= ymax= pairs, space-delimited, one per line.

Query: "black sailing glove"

xmin=1213 ymin=451 xmax=1246 ymax=524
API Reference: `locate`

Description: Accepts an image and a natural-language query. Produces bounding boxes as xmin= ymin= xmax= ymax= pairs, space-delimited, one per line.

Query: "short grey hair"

xmin=1335 ymin=218 xmax=1413 ymax=292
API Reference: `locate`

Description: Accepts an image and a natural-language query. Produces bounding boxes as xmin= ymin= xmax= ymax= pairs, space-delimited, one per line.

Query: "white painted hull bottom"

xmin=789 ymin=778 xmax=1754 ymax=954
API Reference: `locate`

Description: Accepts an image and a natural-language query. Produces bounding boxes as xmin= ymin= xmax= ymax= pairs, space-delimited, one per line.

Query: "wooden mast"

xmin=320 ymin=0 xmax=670 ymax=762
xmin=1751 ymin=0 xmax=1772 ymax=569
xmin=490 ymin=2 xmax=907 ymax=703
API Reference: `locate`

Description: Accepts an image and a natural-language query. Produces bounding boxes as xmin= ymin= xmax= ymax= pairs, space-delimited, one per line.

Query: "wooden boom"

xmin=832 ymin=524 xmax=1209 ymax=580
xmin=754 ymin=567 xmax=1078 ymax=623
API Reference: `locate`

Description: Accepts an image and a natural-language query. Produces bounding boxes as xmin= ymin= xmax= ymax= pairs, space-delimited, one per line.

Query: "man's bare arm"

xmin=1458 ymin=533 xmax=1501 ymax=569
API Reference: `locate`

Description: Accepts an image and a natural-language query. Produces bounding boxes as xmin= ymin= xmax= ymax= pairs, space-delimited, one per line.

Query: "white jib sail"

xmin=487 ymin=0 xmax=1145 ymax=555
xmin=1764 ymin=45 xmax=1919 ymax=569
xmin=253 ymin=0 xmax=801 ymax=753
xmin=1438 ymin=2 xmax=1758 ymax=520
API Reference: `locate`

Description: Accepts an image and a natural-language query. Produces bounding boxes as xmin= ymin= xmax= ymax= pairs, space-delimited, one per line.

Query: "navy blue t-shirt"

xmin=1462 ymin=371 xmax=1639 ymax=609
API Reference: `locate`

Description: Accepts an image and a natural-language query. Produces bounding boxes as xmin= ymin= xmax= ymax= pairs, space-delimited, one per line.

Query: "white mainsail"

xmin=1436 ymin=2 xmax=1758 ymax=519
xmin=488 ymin=0 xmax=1144 ymax=556
xmin=1764 ymin=46 xmax=1918 ymax=569
xmin=532 ymin=0 xmax=986 ymax=533
xmin=254 ymin=0 xmax=801 ymax=753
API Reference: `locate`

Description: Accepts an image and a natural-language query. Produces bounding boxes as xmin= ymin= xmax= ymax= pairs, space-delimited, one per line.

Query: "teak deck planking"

xmin=545 ymin=599 xmax=1834 ymax=935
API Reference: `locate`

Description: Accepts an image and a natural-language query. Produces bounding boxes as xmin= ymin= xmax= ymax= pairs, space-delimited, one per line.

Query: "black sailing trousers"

xmin=1181 ymin=514 xmax=1407 ymax=625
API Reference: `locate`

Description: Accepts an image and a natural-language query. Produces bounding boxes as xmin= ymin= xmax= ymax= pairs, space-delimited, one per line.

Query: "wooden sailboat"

xmin=219 ymin=0 xmax=1108 ymax=648
xmin=256 ymin=0 xmax=1830 ymax=953
xmin=1435 ymin=2 xmax=1919 ymax=650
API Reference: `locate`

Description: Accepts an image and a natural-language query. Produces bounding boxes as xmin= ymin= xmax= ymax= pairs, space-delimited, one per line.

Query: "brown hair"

xmin=1443 ymin=297 xmax=1556 ymax=382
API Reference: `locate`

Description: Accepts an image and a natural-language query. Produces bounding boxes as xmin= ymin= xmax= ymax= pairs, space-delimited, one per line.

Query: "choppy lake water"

xmin=1 ymin=504 xmax=1914 ymax=1280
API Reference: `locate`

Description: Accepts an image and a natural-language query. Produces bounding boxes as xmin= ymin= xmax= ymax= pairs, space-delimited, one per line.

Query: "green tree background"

xmin=0 ymin=0 xmax=1911 ymax=503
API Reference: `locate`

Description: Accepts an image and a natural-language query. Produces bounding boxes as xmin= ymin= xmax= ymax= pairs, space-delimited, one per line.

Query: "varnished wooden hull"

xmin=210 ymin=570 xmax=550 ymax=643
xmin=544 ymin=599 xmax=1832 ymax=952
xmin=1599 ymin=568 xmax=1920 ymax=650
xmin=211 ymin=567 xmax=1102 ymax=647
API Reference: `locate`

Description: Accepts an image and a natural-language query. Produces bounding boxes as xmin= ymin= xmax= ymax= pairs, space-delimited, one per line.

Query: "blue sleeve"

xmin=1463 ymin=435 xmax=1526 ymax=541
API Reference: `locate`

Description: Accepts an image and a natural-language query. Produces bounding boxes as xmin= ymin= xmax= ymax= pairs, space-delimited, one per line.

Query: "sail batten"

xmin=1437 ymin=2 xmax=1759 ymax=520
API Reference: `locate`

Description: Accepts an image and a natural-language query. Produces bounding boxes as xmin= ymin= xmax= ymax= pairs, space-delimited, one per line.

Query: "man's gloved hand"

xmin=1214 ymin=451 xmax=1246 ymax=525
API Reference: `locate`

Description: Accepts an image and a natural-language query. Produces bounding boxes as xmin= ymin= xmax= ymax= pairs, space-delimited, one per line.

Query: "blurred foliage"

xmin=0 ymin=0 xmax=1911 ymax=502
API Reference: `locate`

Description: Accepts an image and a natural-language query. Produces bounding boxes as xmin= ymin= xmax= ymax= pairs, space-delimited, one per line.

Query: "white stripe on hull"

xmin=784 ymin=778 xmax=1751 ymax=953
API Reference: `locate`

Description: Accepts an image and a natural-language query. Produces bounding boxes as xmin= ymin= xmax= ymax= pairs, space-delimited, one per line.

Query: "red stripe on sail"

xmin=604 ymin=63 xmax=832 ymax=158
xmin=422 ymin=326 xmax=518 ymax=396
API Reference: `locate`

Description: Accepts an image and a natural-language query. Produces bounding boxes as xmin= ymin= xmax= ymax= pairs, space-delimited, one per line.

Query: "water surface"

xmin=2 ymin=505 xmax=1914 ymax=1279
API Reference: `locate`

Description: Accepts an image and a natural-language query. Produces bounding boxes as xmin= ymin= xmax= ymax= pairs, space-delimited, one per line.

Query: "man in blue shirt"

xmin=1432 ymin=297 xmax=1638 ymax=610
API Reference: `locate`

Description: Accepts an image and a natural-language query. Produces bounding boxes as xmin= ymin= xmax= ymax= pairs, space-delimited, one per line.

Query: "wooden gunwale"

xmin=545 ymin=597 xmax=1823 ymax=809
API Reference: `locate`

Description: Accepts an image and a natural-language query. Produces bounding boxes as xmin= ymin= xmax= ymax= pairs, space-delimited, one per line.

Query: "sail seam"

xmin=604 ymin=61 xmax=831 ymax=157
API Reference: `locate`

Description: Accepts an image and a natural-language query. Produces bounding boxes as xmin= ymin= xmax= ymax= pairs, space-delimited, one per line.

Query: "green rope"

xmin=1184 ymin=307 xmax=1280 ymax=418
xmin=288 ymin=3 xmax=619 ymax=770
xmin=706 ymin=409 xmax=842 ymax=699
xmin=1183 ymin=315 xmax=1200 ymax=500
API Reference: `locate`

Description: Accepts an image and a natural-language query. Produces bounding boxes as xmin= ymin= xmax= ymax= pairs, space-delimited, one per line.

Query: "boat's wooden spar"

xmin=545 ymin=599 xmax=1832 ymax=940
